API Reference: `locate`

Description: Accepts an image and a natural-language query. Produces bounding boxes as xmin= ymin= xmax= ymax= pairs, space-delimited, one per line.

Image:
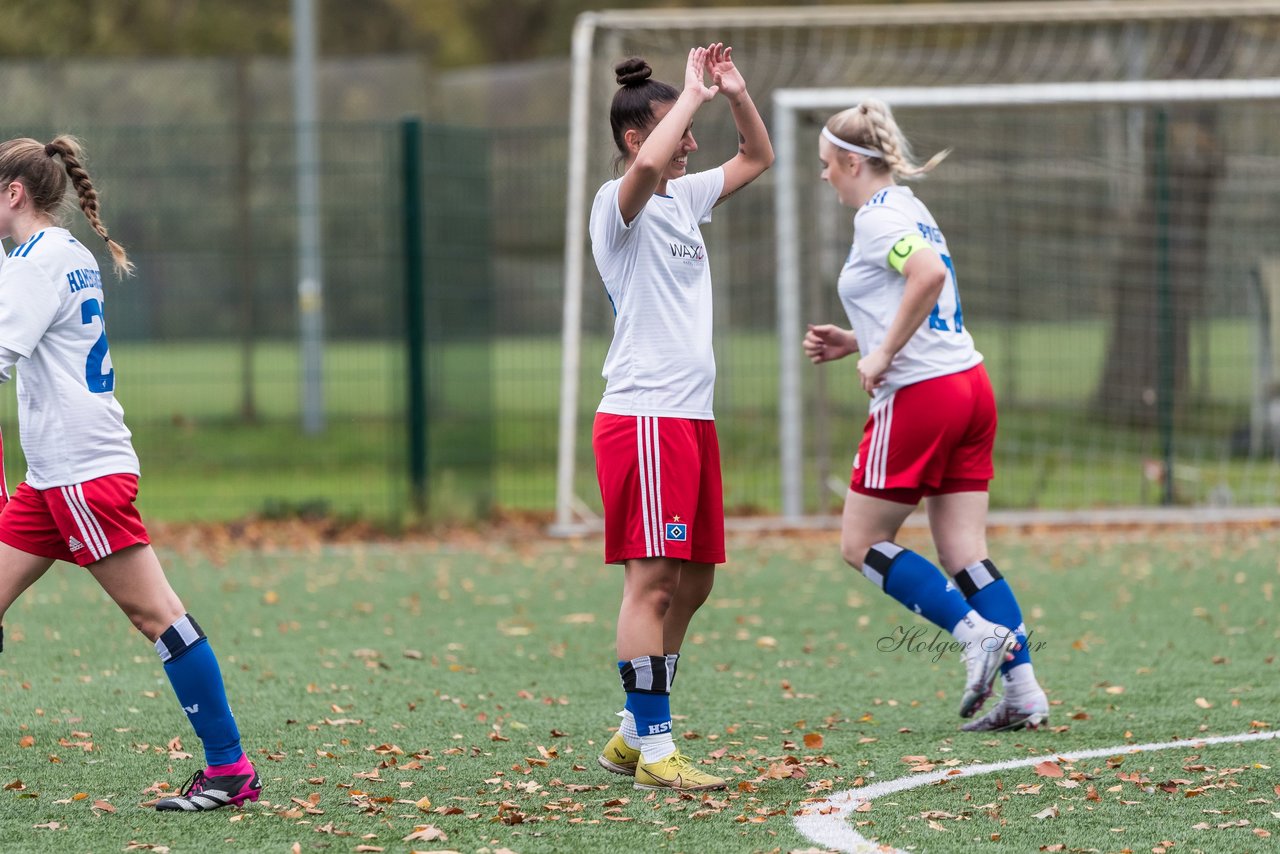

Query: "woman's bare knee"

xmin=841 ymin=536 xmax=874 ymax=569
xmin=840 ymin=490 xmax=915 ymax=570
xmin=630 ymin=585 xmax=675 ymax=618
xmin=936 ymin=545 xmax=987 ymax=575
xmin=933 ymin=531 xmax=989 ymax=574
xmin=622 ymin=559 xmax=682 ymax=619
xmin=675 ymin=564 xmax=714 ymax=610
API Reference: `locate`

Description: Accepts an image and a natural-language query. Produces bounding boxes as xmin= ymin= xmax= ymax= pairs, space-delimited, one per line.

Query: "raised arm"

xmin=706 ymin=43 xmax=773 ymax=205
xmin=617 ymin=47 xmax=718 ymax=225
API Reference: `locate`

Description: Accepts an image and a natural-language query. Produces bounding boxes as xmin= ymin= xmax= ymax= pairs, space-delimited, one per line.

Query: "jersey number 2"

xmin=81 ymin=298 xmax=115 ymax=393
xmin=927 ymin=253 xmax=964 ymax=333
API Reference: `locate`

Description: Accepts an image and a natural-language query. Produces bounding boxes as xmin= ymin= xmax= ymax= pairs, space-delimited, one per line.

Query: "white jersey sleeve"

xmin=0 ymin=255 xmax=60 ymax=358
xmin=589 ymin=177 xmax=636 ymax=259
xmin=670 ymin=168 xmax=724 ymax=225
xmin=853 ymin=201 xmax=919 ymax=272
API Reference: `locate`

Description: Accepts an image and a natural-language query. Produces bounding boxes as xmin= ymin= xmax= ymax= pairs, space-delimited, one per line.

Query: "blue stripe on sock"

xmin=881 ymin=548 xmax=974 ymax=633
xmin=163 ymin=637 xmax=242 ymax=765
xmin=627 ymin=690 xmax=672 ymax=736
xmin=965 ymin=578 xmax=1030 ymax=671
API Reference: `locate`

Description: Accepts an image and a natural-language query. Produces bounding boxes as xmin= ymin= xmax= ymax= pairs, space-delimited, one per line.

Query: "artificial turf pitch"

xmin=1 ymin=526 xmax=1278 ymax=853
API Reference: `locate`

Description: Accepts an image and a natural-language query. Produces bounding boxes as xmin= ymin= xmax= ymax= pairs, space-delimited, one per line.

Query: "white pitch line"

xmin=793 ymin=729 xmax=1280 ymax=853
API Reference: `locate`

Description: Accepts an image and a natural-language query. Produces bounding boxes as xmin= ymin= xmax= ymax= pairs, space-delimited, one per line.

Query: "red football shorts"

xmin=0 ymin=474 xmax=151 ymax=567
xmin=851 ymin=364 xmax=997 ymax=505
xmin=593 ymin=413 xmax=725 ymax=565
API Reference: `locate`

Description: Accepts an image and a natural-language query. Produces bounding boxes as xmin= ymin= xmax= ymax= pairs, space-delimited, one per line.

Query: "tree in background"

xmin=1095 ymin=21 xmax=1229 ymax=427
xmin=0 ymin=0 xmax=955 ymax=65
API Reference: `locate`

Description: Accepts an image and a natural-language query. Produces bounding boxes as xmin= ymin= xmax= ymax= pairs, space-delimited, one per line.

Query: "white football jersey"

xmin=0 ymin=227 xmax=138 ymax=488
xmin=590 ymin=167 xmax=725 ymax=419
xmin=838 ymin=185 xmax=982 ymax=404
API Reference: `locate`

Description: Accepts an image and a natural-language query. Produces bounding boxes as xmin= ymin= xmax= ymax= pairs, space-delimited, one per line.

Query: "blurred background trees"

xmin=0 ymin=0 xmax=970 ymax=65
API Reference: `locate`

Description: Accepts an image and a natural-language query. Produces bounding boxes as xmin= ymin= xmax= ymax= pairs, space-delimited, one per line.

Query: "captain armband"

xmin=887 ymin=233 xmax=932 ymax=274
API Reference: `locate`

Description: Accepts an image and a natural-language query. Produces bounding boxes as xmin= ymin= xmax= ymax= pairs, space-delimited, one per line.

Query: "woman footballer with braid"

xmin=0 ymin=137 xmax=259 ymax=809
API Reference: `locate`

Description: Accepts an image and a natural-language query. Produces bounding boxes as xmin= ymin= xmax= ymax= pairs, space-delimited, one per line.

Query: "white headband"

xmin=822 ymin=126 xmax=883 ymax=159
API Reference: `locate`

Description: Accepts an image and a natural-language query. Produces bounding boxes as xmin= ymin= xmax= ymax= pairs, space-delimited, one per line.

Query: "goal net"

xmin=555 ymin=1 xmax=1280 ymax=532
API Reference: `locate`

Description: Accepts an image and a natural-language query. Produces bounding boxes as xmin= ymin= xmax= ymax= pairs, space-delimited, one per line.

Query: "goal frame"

xmin=554 ymin=1 xmax=1280 ymax=534
xmin=773 ymin=78 xmax=1280 ymax=521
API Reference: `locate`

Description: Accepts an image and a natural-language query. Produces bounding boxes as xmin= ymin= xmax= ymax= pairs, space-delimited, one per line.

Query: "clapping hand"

xmin=684 ymin=46 xmax=718 ymax=102
xmin=705 ymin=43 xmax=745 ymax=99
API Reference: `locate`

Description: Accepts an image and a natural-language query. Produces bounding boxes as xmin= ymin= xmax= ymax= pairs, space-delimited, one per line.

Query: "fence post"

xmin=1154 ymin=108 xmax=1174 ymax=506
xmin=402 ymin=117 xmax=428 ymax=514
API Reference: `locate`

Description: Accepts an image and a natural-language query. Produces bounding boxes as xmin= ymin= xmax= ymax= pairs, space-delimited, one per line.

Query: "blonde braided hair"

xmin=44 ymin=137 xmax=133 ymax=277
xmin=825 ymin=98 xmax=949 ymax=180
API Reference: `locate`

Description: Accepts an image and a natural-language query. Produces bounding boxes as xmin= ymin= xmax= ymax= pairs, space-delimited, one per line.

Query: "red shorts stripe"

xmin=0 ymin=474 xmax=150 ymax=567
xmin=63 ymin=484 xmax=110 ymax=560
xmin=594 ymin=413 xmax=725 ymax=565
xmin=637 ymin=416 xmax=663 ymax=557
xmin=851 ymin=364 xmax=997 ymax=503
xmin=866 ymin=393 xmax=896 ymax=491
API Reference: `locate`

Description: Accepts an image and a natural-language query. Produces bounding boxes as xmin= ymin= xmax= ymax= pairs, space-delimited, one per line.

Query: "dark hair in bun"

xmin=609 ymin=57 xmax=679 ymax=169
xmin=615 ymin=57 xmax=652 ymax=87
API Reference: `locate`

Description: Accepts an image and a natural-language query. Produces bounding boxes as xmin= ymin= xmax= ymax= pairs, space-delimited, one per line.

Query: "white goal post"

xmin=554 ymin=1 xmax=1280 ymax=534
xmin=773 ymin=78 xmax=1280 ymax=521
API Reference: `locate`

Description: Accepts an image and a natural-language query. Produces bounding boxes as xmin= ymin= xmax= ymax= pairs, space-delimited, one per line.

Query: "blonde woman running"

xmin=805 ymin=101 xmax=1048 ymax=731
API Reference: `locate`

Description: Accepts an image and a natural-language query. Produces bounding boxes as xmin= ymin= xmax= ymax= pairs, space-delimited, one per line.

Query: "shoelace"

xmin=666 ymin=752 xmax=696 ymax=772
xmin=177 ymin=769 xmax=209 ymax=798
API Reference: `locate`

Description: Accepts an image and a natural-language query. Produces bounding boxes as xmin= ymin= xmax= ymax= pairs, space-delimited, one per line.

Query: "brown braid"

xmin=825 ymin=99 xmax=949 ymax=180
xmin=44 ymin=136 xmax=133 ymax=277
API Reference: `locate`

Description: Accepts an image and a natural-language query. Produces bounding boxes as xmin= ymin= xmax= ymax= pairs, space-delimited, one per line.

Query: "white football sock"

xmin=951 ymin=610 xmax=1005 ymax=650
xmin=618 ymin=709 xmax=641 ymax=749
xmin=639 ymin=731 xmax=676 ymax=764
xmin=1002 ymin=663 xmax=1042 ymax=701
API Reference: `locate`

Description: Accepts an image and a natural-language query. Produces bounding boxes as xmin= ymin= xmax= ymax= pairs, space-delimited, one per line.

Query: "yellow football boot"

xmin=597 ymin=732 xmax=640 ymax=776
xmin=633 ymin=749 xmax=727 ymax=791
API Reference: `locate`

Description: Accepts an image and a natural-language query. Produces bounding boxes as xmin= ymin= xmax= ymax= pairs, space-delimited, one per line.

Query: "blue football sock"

xmin=157 ymin=615 xmax=243 ymax=766
xmin=861 ymin=542 xmax=974 ymax=633
xmin=617 ymin=656 xmax=672 ymax=737
xmin=955 ymin=559 xmax=1031 ymax=672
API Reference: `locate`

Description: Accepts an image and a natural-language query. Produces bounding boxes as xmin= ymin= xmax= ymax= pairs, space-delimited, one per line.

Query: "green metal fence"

xmin=0 ymin=121 xmax=567 ymax=523
xmin=0 ymin=110 xmax=1275 ymax=524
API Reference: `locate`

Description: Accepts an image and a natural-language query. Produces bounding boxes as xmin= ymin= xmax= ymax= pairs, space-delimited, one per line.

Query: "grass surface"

xmin=2 ymin=527 xmax=1278 ymax=852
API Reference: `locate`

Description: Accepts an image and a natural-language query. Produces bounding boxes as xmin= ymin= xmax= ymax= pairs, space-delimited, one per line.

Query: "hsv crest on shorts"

xmin=665 ymin=521 xmax=688 ymax=542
